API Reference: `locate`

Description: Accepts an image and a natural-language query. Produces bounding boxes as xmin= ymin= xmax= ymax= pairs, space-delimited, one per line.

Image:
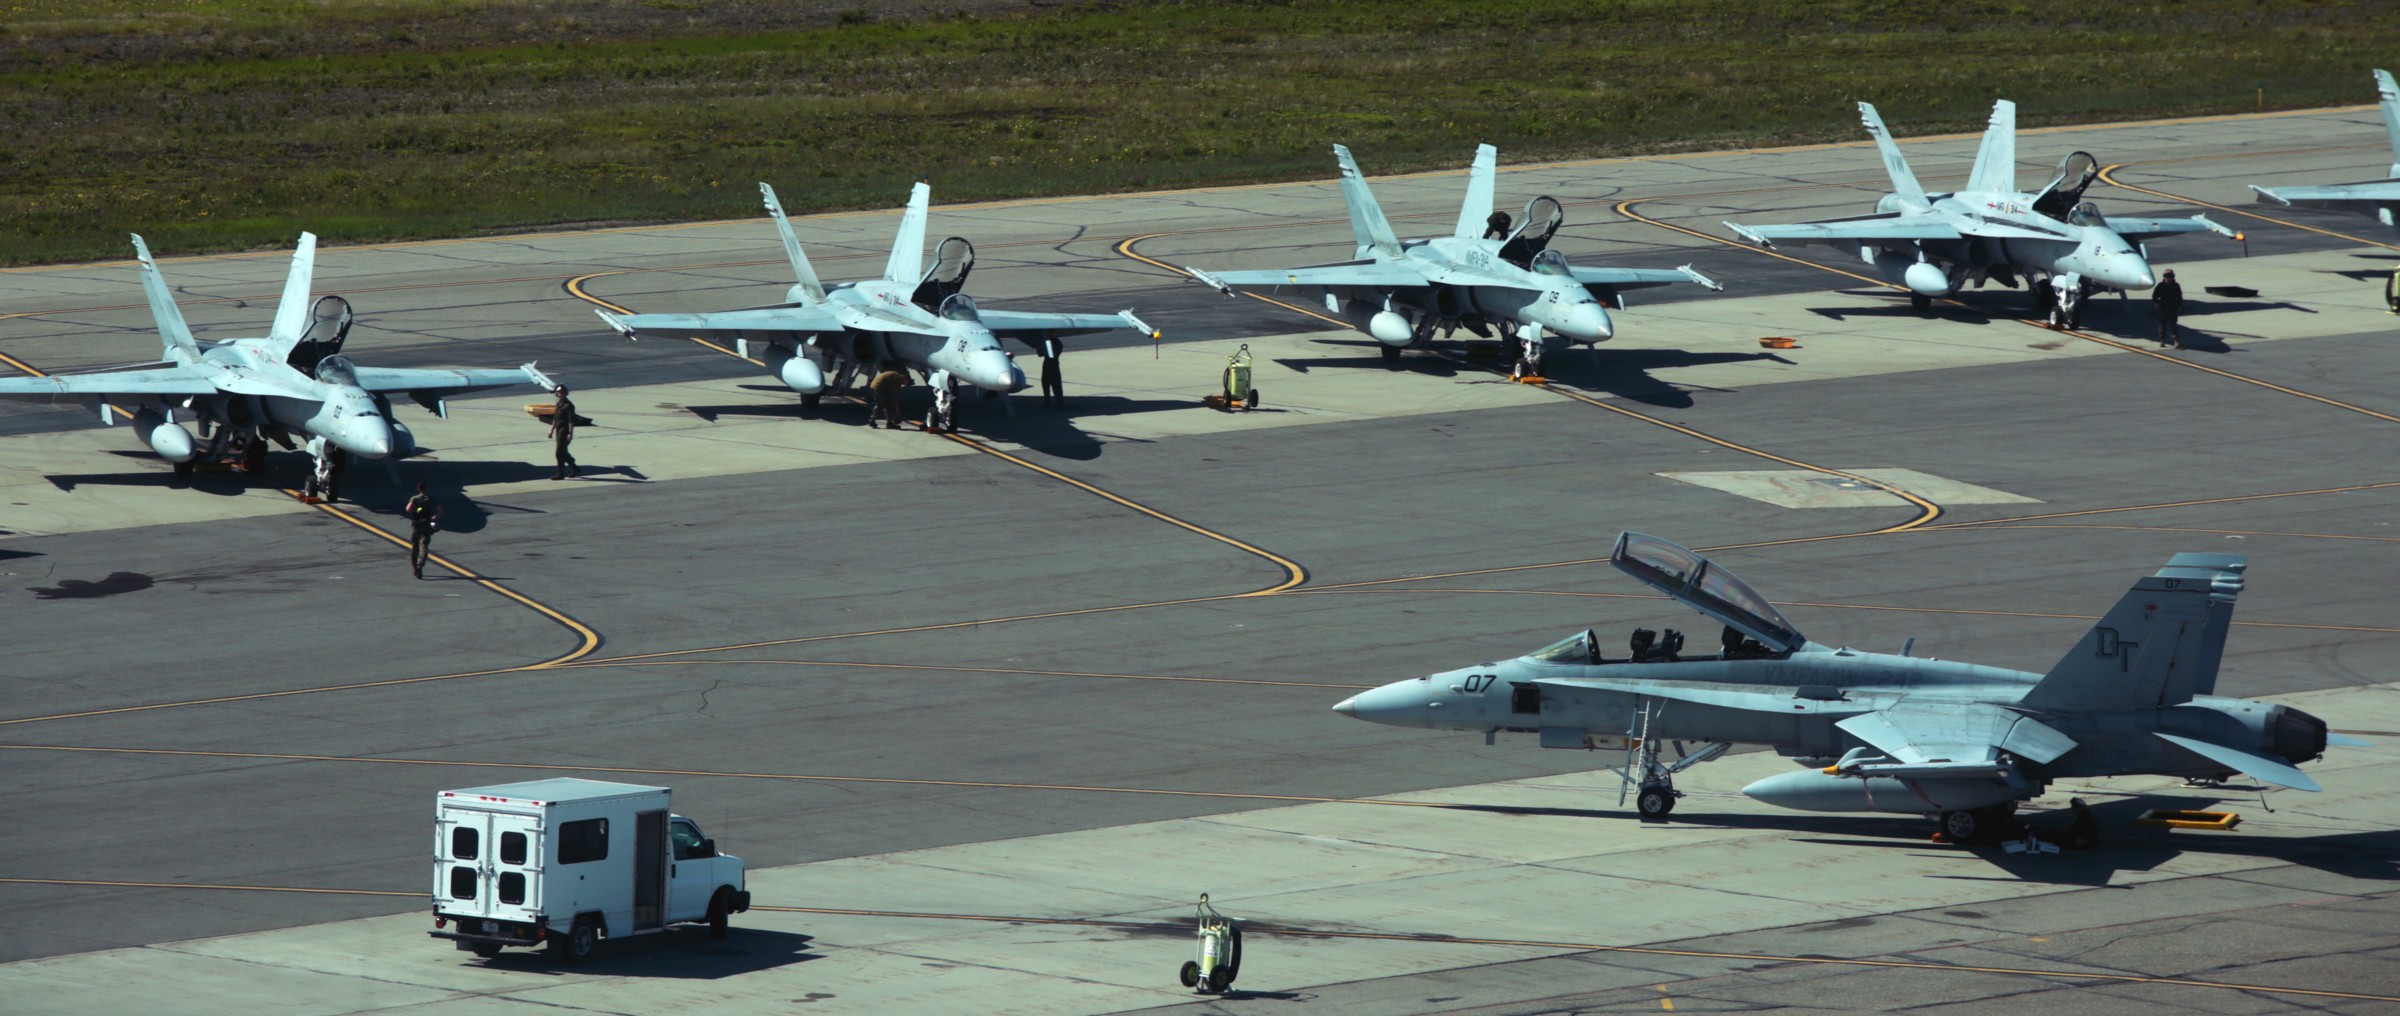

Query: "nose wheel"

xmin=1636 ymin=784 xmax=1678 ymax=819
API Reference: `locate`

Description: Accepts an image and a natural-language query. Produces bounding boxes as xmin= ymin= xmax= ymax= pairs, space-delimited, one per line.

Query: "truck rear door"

xmin=438 ymin=808 xmax=544 ymax=926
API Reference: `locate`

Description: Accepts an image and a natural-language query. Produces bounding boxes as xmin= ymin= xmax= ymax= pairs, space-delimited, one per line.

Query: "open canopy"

xmin=1608 ymin=531 xmax=1805 ymax=653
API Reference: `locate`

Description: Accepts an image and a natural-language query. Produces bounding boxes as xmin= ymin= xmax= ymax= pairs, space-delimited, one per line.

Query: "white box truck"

xmin=430 ymin=778 xmax=751 ymax=963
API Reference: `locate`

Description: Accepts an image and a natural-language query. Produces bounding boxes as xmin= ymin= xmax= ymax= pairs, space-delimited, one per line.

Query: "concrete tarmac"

xmin=2 ymin=104 xmax=2398 ymax=1014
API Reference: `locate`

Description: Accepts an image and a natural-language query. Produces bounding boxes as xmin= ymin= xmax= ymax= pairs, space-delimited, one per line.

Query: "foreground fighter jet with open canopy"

xmin=2250 ymin=69 xmax=2400 ymax=227
xmin=1186 ymin=144 xmax=1719 ymax=366
xmin=596 ymin=182 xmax=1155 ymax=429
xmin=0 ymin=234 xmax=551 ymax=482
xmin=1334 ymin=533 xmax=2361 ymax=843
xmin=1725 ymin=100 xmax=2240 ymax=317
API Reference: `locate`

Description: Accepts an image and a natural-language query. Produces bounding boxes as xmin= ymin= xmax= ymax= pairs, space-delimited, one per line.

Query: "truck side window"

xmin=449 ymin=866 xmax=476 ymax=899
xmin=499 ymin=832 xmax=527 ymax=866
xmin=558 ymin=818 xmax=608 ymax=865
xmin=451 ymin=827 xmax=478 ymax=861
xmin=498 ymin=872 xmax=525 ymax=905
xmin=671 ymin=820 xmax=706 ymax=861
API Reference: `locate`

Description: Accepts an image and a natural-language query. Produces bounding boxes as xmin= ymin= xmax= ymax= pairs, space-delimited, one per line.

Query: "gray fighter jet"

xmin=2250 ymin=69 xmax=2400 ymax=226
xmin=0 ymin=234 xmax=550 ymax=486
xmin=1186 ymin=145 xmax=1719 ymax=370
xmin=597 ymin=182 xmax=1154 ymax=430
xmin=1726 ymin=101 xmax=2239 ymax=322
xmin=1333 ymin=532 xmax=2360 ymax=843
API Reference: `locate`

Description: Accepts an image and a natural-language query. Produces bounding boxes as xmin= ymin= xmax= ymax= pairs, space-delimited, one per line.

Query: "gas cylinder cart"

xmin=1203 ymin=344 xmax=1261 ymax=411
xmin=1176 ymin=894 xmax=1243 ymax=994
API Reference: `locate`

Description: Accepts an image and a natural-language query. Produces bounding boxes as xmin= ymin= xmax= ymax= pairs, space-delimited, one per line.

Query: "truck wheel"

xmin=561 ymin=916 xmax=599 ymax=965
xmin=1179 ymin=960 xmax=1199 ymax=988
xmin=471 ymin=943 xmax=503 ymax=959
xmin=708 ymin=888 xmax=733 ymax=940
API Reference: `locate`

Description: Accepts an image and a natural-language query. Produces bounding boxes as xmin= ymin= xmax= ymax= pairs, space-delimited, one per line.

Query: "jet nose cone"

xmin=345 ymin=418 xmax=394 ymax=459
xmin=1332 ymin=695 xmax=1359 ymax=716
xmin=1574 ymin=303 xmax=1614 ymax=342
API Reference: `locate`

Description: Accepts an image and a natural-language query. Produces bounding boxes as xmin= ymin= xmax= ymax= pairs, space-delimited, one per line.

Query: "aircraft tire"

xmin=173 ymin=459 xmax=195 ymax=478
xmin=1941 ymin=809 xmax=1984 ymax=843
xmin=1637 ymin=785 xmax=1675 ymax=818
xmin=1380 ymin=345 xmax=1401 ymax=363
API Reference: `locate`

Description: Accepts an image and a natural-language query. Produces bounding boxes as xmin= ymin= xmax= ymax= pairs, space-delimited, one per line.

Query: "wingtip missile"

xmin=2192 ymin=214 xmax=2240 ymax=239
xmin=1185 ymin=266 xmax=1235 ymax=296
xmin=519 ymin=362 xmax=558 ymax=390
xmin=593 ymin=307 xmax=638 ymax=340
xmin=2247 ymin=184 xmax=2293 ymax=206
xmin=1678 ymin=264 xmax=1723 ymax=291
xmin=1723 ymin=221 xmax=1773 ymax=248
xmin=1116 ymin=309 xmax=1158 ymax=338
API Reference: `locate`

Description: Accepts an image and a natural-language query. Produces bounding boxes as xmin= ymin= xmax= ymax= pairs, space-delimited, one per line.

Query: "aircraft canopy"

xmin=938 ymin=292 xmax=982 ymax=322
xmin=1608 ymin=531 xmax=1805 ymax=653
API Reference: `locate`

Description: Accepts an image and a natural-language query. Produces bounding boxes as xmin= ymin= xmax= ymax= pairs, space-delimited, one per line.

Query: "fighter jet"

xmin=1725 ymin=101 xmax=2240 ymax=323
xmin=0 ymin=234 xmax=551 ymax=488
xmin=1185 ymin=145 xmax=1719 ymax=372
xmin=2250 ymin=69 xmax=2400 ymax=226
xmin=596 ymin=182 xmax=1155 ymax=431
xmin=1332 ymin=532 xmax=2361 ymax=844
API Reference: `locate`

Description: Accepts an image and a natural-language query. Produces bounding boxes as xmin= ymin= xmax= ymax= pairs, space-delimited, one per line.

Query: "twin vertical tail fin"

xmin=1452 ymin=143 xmax=1498 ymax=239
xmin=882 ymin=182 xmax=931 ymax=285
xmin=760 ymin=183 xmax=828 ymax=303
xmin=2375 ymin=69 xmax=2400 ymax=179
xmin=1332 ymin=145 xmax=1402 ymax=259
xmin=1858 ymin=102 xmax=1928 ymax=208
xmin=130 ymin=234 xmax=202 ymax=360
xmin=263 ymin=232 xmax=320 ymax=355
xmin=1964 ymin=99 xmax=2018 ymax=195
xmin=2023 ymin=554 xmax=2246 ymax=712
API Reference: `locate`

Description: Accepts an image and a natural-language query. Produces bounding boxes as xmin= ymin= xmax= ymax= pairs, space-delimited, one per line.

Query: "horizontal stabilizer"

xmin=2155 ymin=732 xmax=2319 ymax=791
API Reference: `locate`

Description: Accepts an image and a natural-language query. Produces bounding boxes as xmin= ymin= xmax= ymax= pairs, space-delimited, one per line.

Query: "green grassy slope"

xmin=0 ymin=0 xmax=2388 ymax=264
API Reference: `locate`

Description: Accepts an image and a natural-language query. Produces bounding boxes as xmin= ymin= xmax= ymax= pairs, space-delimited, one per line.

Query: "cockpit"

xmin=911 ymin=236 xmax=976 ymax=311
xmin=1528 ymin=249 xmax=1573 ymax=277
xmin=1496 ymin=195 xmax=1564 ymax=269
xmin=2030 ymin=151 xmax=2100 ymax=222
xmin=314 ymin=354 xmax=358 ymax=386
xmin=937 ymin=292 xmax=983 ymax=323
xmin=1512 ymin=532 xmax=1811 ymax=667
xmin=2067 ymin=201 xmax=2107 ymax=228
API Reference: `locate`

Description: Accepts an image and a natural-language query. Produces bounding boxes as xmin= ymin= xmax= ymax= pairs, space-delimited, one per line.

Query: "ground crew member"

xmin=870 ymin=364 xmax=909 ymax=429
xmin=548 ymin=385 xmax=580 ymax=479
xmin=1038 ymin=336 xmax=1064 ymax=408
xmin=404 ymin=482 xmax=442 ymax=579
xmin=2153 ymin=268 xmax=2185 ymax=348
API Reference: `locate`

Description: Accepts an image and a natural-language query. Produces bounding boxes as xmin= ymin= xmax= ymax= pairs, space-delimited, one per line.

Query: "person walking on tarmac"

xmin=548 ymin=384 xmax=580 ymax=479
xmin=1038 ymin=336 xmax=1065 ymax=408
xmin=870 ymin=363 xmax=909 ymax=429
xmin=2153 ymin=269 xmax=2186 ymax=348
xmin=404 ymin=482 xmax=442 ymax=579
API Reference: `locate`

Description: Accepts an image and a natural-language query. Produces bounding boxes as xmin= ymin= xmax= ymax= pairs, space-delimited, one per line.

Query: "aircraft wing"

xmin=2107 ymin=214 xmax=2240 ymax=244
xmin=1188 ymin=261 xmax=1431 ymax=294
xmin=1568 ymin=265 xmax=1721 ymax=294
xmin=978 ymin=309 xmax=1158 ymax=340
xmin=596 ymin=305 xmax=848 ymax=340
xmin=1724 ymin=214 xmax=1962 ymax=249
xmin=1837 ymin=703 xmax=2078 ymax=767
xmin=2251 ymin=181 xmax=2400 ymax=207
xmin=0 ymin=365 xmax=220 ymax=403
xmin=351 ymin=364 xmax=551 ymax=397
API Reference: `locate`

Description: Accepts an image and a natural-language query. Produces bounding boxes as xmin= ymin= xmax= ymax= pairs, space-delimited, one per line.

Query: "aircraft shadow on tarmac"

xmin=47 ymin=453 xmax=646 ymax=537
xmin=681 ymin=389 xmax=1196 ymax=462
xmin=1276 ymin=338 xmax=1793 ymax=409
xmin=468 ymin=927 xmax=818 ymax=980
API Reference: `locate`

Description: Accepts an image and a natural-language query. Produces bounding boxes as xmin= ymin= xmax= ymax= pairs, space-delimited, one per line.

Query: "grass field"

xmin=0 ymin=0 xmax=2391 ymax=265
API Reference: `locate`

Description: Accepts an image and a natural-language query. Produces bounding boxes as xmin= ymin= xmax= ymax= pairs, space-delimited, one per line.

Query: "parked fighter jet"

xmin=596 ymin=182 xmax=1154 ymax=431
xmin=0 ymin=234 xmax=550 ymax=487
xmin=1333 ymin=532 xmax=2360 ymax=843
xmin=1726 ymin=101 xmax=2240 ymax=323
xmin=2250 ymin=69 xmax=2400 ymax=226
xmin=1186 ymin=145 xmax=1719 ymax=371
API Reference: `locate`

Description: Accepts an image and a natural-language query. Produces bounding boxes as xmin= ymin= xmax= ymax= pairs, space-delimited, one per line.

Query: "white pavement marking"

xmin=1659 ymin=468 xmax=2042 ymax=509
